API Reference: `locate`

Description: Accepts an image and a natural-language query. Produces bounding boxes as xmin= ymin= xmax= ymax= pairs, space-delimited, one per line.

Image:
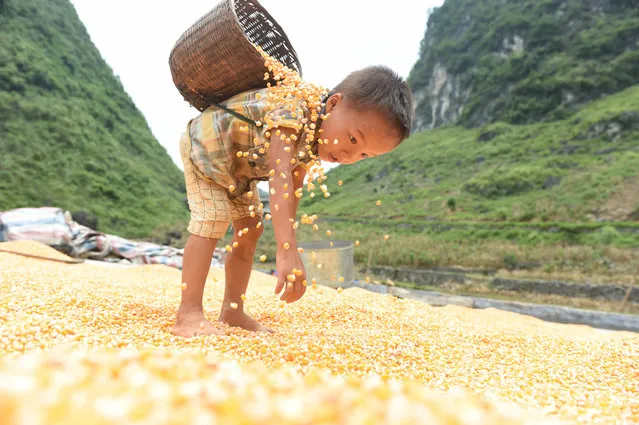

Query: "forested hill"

xmin=0 ymin=0 xmax=188 ymax=238
xmin=407 ymin=0 xmax=639 ymax=131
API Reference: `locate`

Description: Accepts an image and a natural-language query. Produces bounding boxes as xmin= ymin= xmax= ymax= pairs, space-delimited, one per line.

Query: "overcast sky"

xmin=69 ymin=0 xmax=443 ymax=171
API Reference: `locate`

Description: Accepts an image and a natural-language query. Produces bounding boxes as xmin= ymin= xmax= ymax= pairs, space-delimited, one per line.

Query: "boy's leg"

xmin=171 ymin=234 xmax=222 ymax=338
xmin=218 ymin=215 xmax=271 ymax=332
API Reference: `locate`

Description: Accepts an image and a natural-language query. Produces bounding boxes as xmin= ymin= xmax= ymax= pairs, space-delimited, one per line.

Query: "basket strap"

xmin=209 ymin=101 xmax=258 ymax=127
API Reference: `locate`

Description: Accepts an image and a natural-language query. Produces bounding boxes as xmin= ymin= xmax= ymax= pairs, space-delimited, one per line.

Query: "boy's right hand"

xmin=274 ymin=248 xmax=307 ymax=303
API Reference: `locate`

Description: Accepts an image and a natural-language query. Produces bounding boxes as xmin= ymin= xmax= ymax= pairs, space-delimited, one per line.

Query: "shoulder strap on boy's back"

xmin=209 ymin=101 xmax=257 ymax=127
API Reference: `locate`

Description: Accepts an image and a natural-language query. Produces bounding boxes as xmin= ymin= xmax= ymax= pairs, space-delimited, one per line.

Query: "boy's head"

xmin=316 ymin=65 xmax=413 ymax=164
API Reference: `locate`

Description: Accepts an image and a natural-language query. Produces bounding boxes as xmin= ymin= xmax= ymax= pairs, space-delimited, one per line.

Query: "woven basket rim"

xmin=230 ymin=0 xmax=302 ymax=76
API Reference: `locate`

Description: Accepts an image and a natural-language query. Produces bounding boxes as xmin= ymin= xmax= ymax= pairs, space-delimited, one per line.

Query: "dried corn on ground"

xmin=1 ymin=240 xmax=638 ymax=424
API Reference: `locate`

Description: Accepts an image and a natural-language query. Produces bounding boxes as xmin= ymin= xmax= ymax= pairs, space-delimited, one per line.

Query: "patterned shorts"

xmin=180 ymin=132 xmax=261 ymax=239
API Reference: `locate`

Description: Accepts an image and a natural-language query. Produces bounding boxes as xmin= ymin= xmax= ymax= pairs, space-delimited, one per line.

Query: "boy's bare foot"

xmin=171 ymin=311 xmax=222 ymax=338
xmin=219 ymin=308 xmax=273 ymax=333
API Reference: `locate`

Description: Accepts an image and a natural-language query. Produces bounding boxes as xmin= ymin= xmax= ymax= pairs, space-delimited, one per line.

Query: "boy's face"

xmin=316 ymin=93 xmax=401 ymax=165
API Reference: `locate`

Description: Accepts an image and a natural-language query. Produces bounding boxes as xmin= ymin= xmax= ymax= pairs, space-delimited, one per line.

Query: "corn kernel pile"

xmin=1 ymin=240 xmax=638 ymax=424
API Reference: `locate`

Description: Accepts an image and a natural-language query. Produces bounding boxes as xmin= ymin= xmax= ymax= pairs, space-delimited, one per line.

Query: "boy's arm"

xmin=292 ymin=165 xmax=307 ymax=214
xmin=268 ymin=126 xmax=307 ymax=303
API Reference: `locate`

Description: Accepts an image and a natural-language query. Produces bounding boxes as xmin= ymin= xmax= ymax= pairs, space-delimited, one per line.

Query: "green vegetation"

xmin=408 ymin=0 xmax=639 ymax=127
xmin=0 ymin=0 xmax=188 ymax=238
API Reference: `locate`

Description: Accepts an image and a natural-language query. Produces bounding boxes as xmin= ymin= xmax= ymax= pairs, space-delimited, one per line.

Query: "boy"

xmin=172 ymin=65 xmax=413 ymax=338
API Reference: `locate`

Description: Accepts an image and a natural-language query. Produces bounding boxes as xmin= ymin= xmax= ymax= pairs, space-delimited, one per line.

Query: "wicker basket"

xmin=169 ymin=0 xmax=303 ymax=112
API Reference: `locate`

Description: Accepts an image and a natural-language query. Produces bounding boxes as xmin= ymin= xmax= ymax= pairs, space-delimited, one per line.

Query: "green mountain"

xmin=305 ymin=0 xmax=639 ymax=224
xmin=408 ymin=0 xmax=639 ymax=131
xmin=0 ymin=0 xmax=188 ymax=238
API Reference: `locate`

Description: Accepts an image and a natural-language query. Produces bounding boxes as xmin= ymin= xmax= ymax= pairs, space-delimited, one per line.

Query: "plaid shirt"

xmin=185 ymin=88 xmax=317 ymax=198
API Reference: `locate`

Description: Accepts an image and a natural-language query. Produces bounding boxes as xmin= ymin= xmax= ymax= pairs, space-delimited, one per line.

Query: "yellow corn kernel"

xmin=283 ymin=242 xmax=290 ymax=250
xmin=256 ymin=222 xmax=262 ymax=229
xmin=247 ymin=191 xmax=254 ymax=198
xmin=283 ymin=193 xmax=289 ymax=199
xmin=338 ymin=277 xmax=345 ymax=283
xmin=338 ymin=180 xmax=343 ymax=186
xmin=181 ymin=282 xmax=188 ymax=291
xmin=326 ymin=230 xmax=332 ymax=237
xmin=355 ymin=240 xmax=360 ymax=246
xmin=242 ymin=228 xmax=249 ymax=235
xmin=225 ymin=245 xmax=233 ymax=252
xmin=384 ymin=235 xmax=390 ymax=241
xmin=229 ymin=185 xmax=236 ymax=192
xmin=233 ymin=241 xmax=239 ymax=248
xmin=265 ymin=214 xmax=272 ymax=221
xmin=259 ymin=254 xmax=267 ymax=262
xmin=236 ymin=151 xmax=243 ymax=158
xmin=297 ymin=247 xmax=303 ymax=253
xmin=230 ymin=302 xmax=238 ymax=309
xmin=376 ymin=200 xmax=382 ymax=206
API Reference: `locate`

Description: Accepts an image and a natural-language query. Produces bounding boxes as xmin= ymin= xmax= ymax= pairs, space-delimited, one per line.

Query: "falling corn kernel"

xmin=376 ymin=200 xmax=382 ymax=206
xmin=326 ymin=230 xmax=332 ymax=237
xmin=338 ymin=180 xmax=343 ymax=186
xmin=269 ymin=169 xmax=275 ymax=176
xmin=276 ymin=158 xmax=281 ymax=164
xmin=247 ymin=191 xmax=254 ymax=198
xmin=324 ymin=192 xmax=330 ymax=198
xmin=283 ymin=193 xmax=289 ymax=199
xmin=334 ymin=139 xmax=339 ymax=144
xmin=233 ymin=241 xmax=239 ymax=248
xmin=365 ymin=277 xmax=371 ymax=283
xmin=230 ymin=302 xmax=238 ymax=310
xmin=265 ymin=214 xmax=272 ymax=221
xmin=270 ymin=188 xmax=276 ymax=195
xmin=337 ymin=287 xmax=343 ymax=293
xmin=293 ymin=222 xmax=299 ymax=230
xmin=287 ymin=274 xmax=296 ymax=283
xmin=313 ymin=224 xmax=319 ymax=231
xmin=355 ymin=240 xmax=360 ymax=246
xmin=302 ymin=279 xmax=308 ymax=287
xmin=236 ymin=151 xmax=243 ymax=158
xmin=242 ymin=228 xmax=249 ymax=235
xmin=297 ymin=247 xmax=304 ymax=253
xmin=250 ymin=211 xmax=256 ymax=218
xmin=229 ymin=185 xmax=236 ymax=192
xmin=259 ymin=255 xmax=267 ymax=262
xmin=256 ymin=222 xmax=262 ymax=229
xmin=330 ymin=242 xmax=334 ymax=247
xmin=338 ymin=277 xmax=345 ymax=283
xmin=283 ymin=242 xmax=290 ymax=250
xmin=384 ymin=235 xmax=390 ymax=241
xmin=274 ymin=204 xmax=280 ymax=211
xmin=225 ymin=245 xmax=233 ymax=252
xmin=181 ymin=282 xmax=188 ymax=291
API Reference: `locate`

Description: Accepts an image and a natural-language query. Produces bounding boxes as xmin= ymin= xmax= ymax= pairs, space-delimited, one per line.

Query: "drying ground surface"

xmin=0 ymin=240 xmax=638 ymax=424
